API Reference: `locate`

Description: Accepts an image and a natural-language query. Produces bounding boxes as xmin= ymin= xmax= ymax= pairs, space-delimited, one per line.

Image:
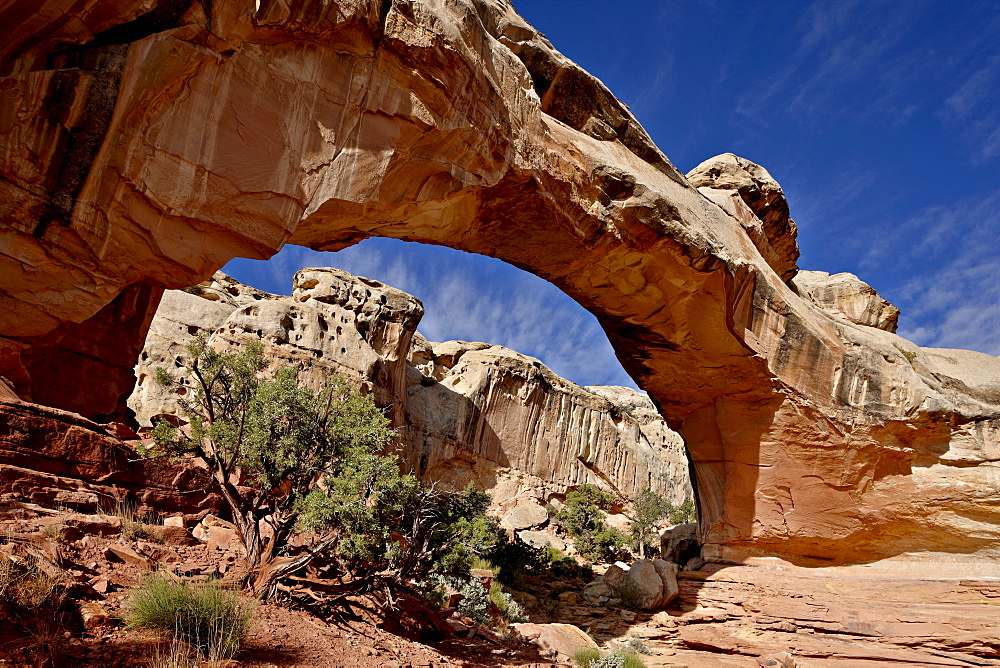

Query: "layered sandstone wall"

xmin=129 ymin=269 xmax=694 ymax=508
xmin=2 ymin=0 xmax=999 ymax=566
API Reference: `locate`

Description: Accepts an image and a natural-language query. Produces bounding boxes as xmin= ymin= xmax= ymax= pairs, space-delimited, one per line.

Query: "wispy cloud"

xmin=881 ymin=189 xmax=1000 ymax=355
xmin=224 ymin=241 xmax=640 ymax=389
xmin=941 ymin=53 xmax=1000 ymax=163
xmin=734 ymin=0 xmax=927 ymax=127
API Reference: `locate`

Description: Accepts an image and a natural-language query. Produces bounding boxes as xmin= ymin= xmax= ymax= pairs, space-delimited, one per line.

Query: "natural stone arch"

xmin=2 ymin=0 xmax=999 ymax=566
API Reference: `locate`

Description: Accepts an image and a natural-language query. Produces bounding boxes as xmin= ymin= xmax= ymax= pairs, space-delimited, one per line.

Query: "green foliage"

xmin=470 ymin=556 xmax=500 ymax=576
xmin=572 ymin=647 xmax=602 ymax=666
xmin=151 ymin=335 xmax=504 ymax=596
xmin=488 ymin=538 xmax=546 ymax=587
xmin=489 ymin=579 xmax=527 ymax=624
xmin=543 ymin=545 xmax=580 ymax=578
xmin=668 ymin=499 xmax=696 ymax=525
xmin=457 ymin=576 xmax=491 ymax=625
xmin=554 ymin=485 xmax=627 ymax=563
xmin=556 ymin=485 xmax=616 ymax=535
xmin=629 ymin=487 xmax=671 ymax=557
xmin=629 ymin=488 xmax=696 ymax=556
xmin=893 ymin=343 xmax=917 ymax=363
xmin=125 ymin=575 xmax=252 ymax=660
xmin=574 ymin=648 xmax=645 ymax=668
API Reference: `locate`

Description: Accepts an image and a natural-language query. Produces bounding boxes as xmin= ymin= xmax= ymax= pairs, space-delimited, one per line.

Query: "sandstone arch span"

xmin=2 ymin=0 xmax=999 ymax=566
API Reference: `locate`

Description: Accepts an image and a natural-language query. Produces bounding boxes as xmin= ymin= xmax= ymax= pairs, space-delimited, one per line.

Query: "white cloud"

xmin=885 ymin=190 xmax=1000 ymax=356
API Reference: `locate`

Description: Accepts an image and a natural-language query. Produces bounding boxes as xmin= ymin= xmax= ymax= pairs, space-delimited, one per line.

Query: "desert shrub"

xmin=151 ymin=337 xmax=503 ymax=596
xmin=668 ymin=499 xmax=696 ymax=525
xmin=457 ymin=576 xmax=491 ymax=625
xmin=112 ymin=499 xmax=155 ymax=541
xmin=126 ymin=575 xmax=252 ymax=660
xmin=0 ymin=555 xmax=63 ymax=611
xmin=893 ymin=343 xmax=917 ymax=363
xmin=572 ymin=647 xmax=602 ymax=666
xmin=470 ymin=556 xmax=500 ymax=576
xmin=489 ymin=579 xmax=527 ymax=623
xmin=629 ymin=487 xmax=671 ymax=557
xmin=40 ymin=524 xmax=66 ymax=542
xmin=575 ymin=648 xmax=645 ymax=668
xmin=626 ymin=635 xmax=651 ymax=654
xmin=489 ymin=537 xmax=545 ymax=587
xmin=0 ymin=554 xmax=68 ymax=657
xmin=555 ymin=485 xmax=627 ymax=563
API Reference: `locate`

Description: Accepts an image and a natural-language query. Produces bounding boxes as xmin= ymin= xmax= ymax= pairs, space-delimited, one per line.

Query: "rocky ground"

xmin=3 ymin=496 xmax=1000 ymax=667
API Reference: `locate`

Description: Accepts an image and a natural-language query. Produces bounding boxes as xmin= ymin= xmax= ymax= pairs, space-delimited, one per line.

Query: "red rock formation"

xmin=0 ymin=400 xmax=220 ymax=518
xmin=1 ymin=0 xmax=999 ymax=568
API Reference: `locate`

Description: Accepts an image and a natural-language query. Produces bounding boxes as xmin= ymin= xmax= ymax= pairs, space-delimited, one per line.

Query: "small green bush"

xmin=668 ymin=499 xmax=696 ymax=525
xmin=597 ymin=650 xmax=646 ymax=668
xmin=574 ymin=646 xmax=645 ymax=668
xmin=572 ymin=647 xmax=602 ymax=666
xmin=489 ymin=538 xmax=545 ymax=587
xmin=489 ymin=580 xmax=527 ymax=623
xmin=469 ymin=556 xmax=500 ymax=576
xmin=626 ymin=635 xmax=651 ymax=655
xmin=457 ymin=576 xmax=491 ymax=625
xmin=126 ymin=575 xmax=252 ymax=660
xmin=555 ymin=485 xmax=628 ymax=563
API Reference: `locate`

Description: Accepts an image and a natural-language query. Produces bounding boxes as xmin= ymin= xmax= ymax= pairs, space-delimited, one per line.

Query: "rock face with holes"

xmin=3 ymin=0 xmax=1000 ymax=567
xmin=130 ymin=269 xmax=694 ymax=509
xmin=131 ymin=268 xmax=422 ymax=430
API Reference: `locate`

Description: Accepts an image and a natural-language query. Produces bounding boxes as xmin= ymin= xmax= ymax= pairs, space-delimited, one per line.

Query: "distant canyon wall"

xmin=2 ymin=0 xmax=999 ymax=566
xmin=129 ymin=269 xmax=693 ymax=509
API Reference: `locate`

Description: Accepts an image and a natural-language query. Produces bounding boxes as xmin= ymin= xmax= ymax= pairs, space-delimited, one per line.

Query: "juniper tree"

xmin=151 ymin=335 xmax=503 ymax=597
xmin=554 ymin=484 xmax=626 ymax=562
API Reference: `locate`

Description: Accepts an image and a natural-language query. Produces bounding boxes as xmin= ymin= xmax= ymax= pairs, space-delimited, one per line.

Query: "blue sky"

xmin=224 ymin=0 xmax=1000 ymax=389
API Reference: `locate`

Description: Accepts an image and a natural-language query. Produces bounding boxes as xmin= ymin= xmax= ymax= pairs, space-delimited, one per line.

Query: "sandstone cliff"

xmin=3 ymin=0 xmax=1000 ymax=567
xmin=129 ymin=269 xmax=693 ymax=512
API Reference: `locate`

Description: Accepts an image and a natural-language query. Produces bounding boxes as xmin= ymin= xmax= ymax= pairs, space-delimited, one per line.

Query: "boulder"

xmin=103 ymin=544 xmax=153 ymax=570
xmin=64 ymin=514 xmax=121 ymax=536
xmin=144 ymin=524 xmax=198 ymax=547
xmin=687 ymin=153 xmax=799 ymax=281
xmin=192 ymin=515 xmax=238 ymax=550
xmin=517 ymin=530 xmax=565 ymax=551
xmin=79 ymin=602 xmax=109 ymax=629
xmin=512 ymin=623 xmax=599 ymax=660
xmin=501 ymin=502 xmax=549 ymax=530
xmin=660 ymin=523 xmax=699 ymax=565
xmin=619 ymin=559 xmax=678 ymax=611
xmin=792 ymin=271 xmax=900 ymax=332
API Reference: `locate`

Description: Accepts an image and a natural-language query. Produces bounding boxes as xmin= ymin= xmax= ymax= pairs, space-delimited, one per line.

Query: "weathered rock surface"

xmin=130 ymin=270 xmax=694 ymax=507
xmin=584 ymin=559 xmax=678 ymax=610
xmin=0 ymin=400 xmax=220 ymax=518
xmin=792 ymin=270 xmax=900 ymax=332
xmin=687 ymin=152 xmax=799 ymax=281
xmin=667 ymin=562 xmax=1000 ymax=666
xmin=406 ymin=338 xmax=692 ymax=505
xmin=1 ymin=0 xmax=1000 ymax=569
xmin=659 ymin=522 xmax=699 ymax=565
xmin=512 ymin=622 xmax=599 ymax=661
